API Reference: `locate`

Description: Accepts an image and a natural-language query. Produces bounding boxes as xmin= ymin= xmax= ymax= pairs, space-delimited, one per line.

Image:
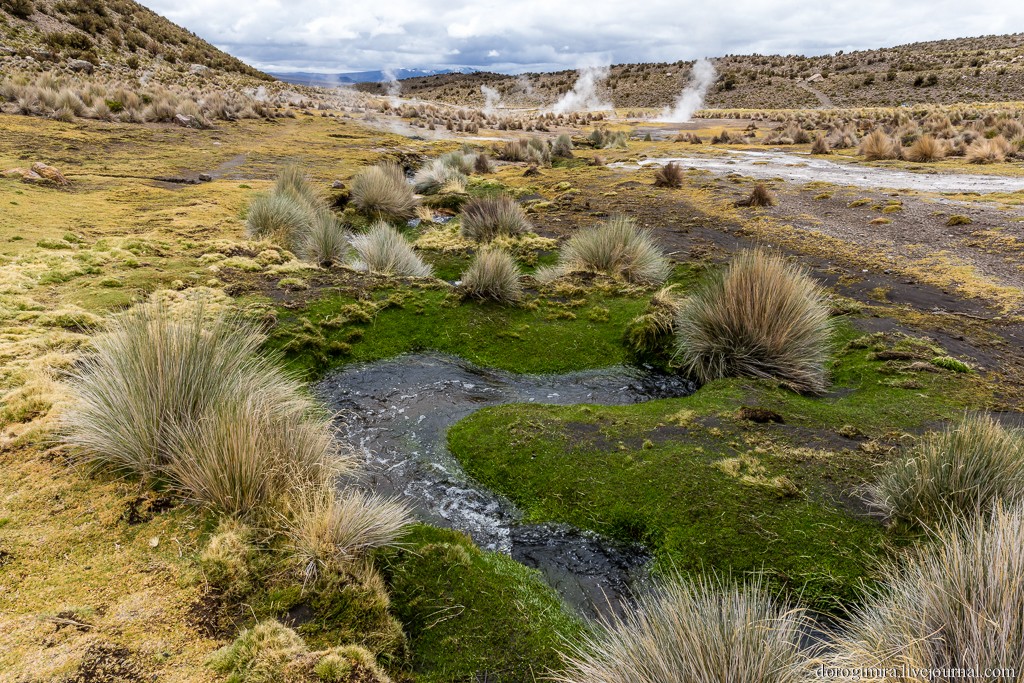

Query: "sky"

xmin=139 ymin=0 xmax=1024 ymax=75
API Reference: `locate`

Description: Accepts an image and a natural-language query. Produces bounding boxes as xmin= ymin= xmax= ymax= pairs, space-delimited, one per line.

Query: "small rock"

xmin=67 ymin=59 xmax=94 ymax=74
xmin=737 ymin=406 xmax=784 ymax=424
xmin=31 ymin=162 xmax=69 ymax=186
xmin=189 ymin=63 xmax=209 ymax=75
xmin=331 ymin=180 xmax=345 ymax=189
xmin=173 ymin=113 xmax=203 ymax=129
xmin=198 ymin=173 xmax=212 ymax=182
xmin=148 ymin=536 xmax=160 ymax=548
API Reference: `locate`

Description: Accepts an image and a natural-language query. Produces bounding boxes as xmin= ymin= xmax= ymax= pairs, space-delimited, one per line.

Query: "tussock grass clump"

xmin=284 ymin=487 xmax=412 ymax=584
xmin=350 ymin=222 xmax=433 ymax=277
xmin=298 ymin=209 xmax=351 ymax=267
xmin=273 ymin=164 xmax=320 ymax=206
xmin=810 ymin=134 xmax=830 ymax=154
xmin=736 ymin=183 xmax=776 ymax=207
xmin=544 ymin=215 xmax=670 ymax=285
xmin=904 ymin=134 xmax=945 ymax=162
xmin=209 ymin=620 xmax=307 ymax=683
xmin=553 ymin=575 xmax=811 ymax=683
xmin=413 ymin=158 xmax=467 ymax=195
xmin=552 ymin=133 xmax=574 ymax=158
xmin=652 ymin=162 xmax=684 ymax=188
xmin=829 ymin=505 xmax=1024 ymax=677
xmin=623 ymin=286 xmax=684 ymax=370
xmin=61 ymin=303 xmax=347 ymax=517
xmin=966 ymin=137 xmax=1008 ymax=164
xmin=459 ymin=195 xmax=532 ymax=242
xmin=859 ymin=129 xmax=901 ymax=160
xmin=245 ymin=192 xmax=313 ymax=247
xmin=473 ymin=153 xmax=494 ymax=174
xmin=874 ymin=414 xmax=1024 ymax=527
xmin=675 ymin=249 xmax=832 ymax=394
xmin=350 ymin=162 xmax=418 ymax=220
xmin=459 ymin=248 xmax=524 ymax=304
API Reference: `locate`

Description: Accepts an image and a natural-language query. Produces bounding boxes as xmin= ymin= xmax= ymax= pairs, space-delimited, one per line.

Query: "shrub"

xmin=350 ymin=163 xmax=417 ymax=220
xmin=548 ymin=215 xmax=670 ymax=285
xmin=653 ymin=162 xmax=684 ymax=188
xmin=552 ymin=133 xmax=574 ymax=158
xmin=874 ymin=414 xmax=1024 ymax=527
xmin=350 ymin=221 xmax=433 ymax=277
xmin=459 ymin=195 xmax=531 ymax=242
xmin=737 ymin=183 xmax=776 ymax=207
xmin=1 ymin=0 xmax=35 ymax=19
xmin=830 ymin=505 xmax=1024 ymax=677
xmin=859 ymin=129 xmax=901 ymax=160
xmin=473 ymin=153 xmax=494 ymax=174
xmin=459 ymin=248 xmax=523 ymax=304
xmin=413 ymin=158 xmax=466 ymax=195
xmin=245 ymin=192 xmax=313 ymax=248
xmin=284 ymin=487 xmax=412 ymax=584
xmin=298 ymin=209 xmax=351 ymax=267
xmin=675 ymin=249 xmax=832 ymax=394
xmin=905 ymin=134 xmax=945 ymax=162
xmin=966 ymin=137 xmax=1007 ymax=164
xmin=553 ymin=575 xmax=811 ymax=683
xmin=61 ymin=303 xmax=345 ymax=516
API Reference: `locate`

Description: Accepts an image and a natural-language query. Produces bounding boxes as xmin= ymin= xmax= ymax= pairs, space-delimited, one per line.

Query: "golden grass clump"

xmin=874 ymin=414 xmax=1024 ymax=527
xmin=859 ymin=129 xmax=901 ymax=160
xmin=653 ymin=162 xmax=684 ymax=188
xmin=675 ymin=249 xmax=832 ymax=394
xmin=810 ymin=134 xmax=830 ymax=154
xmin=542 ymin=215 xmax=670 ymax=285
xmin=459 ymin=248 xmax=524 ymax=304
xmin=904 ymin=134 xmax=946 ymax=162
xmin=459 ymin=195 xmax=532 ymax=242
xmin=736 ymin=183 xmax=776 ymax=207
xmin=350 ymin=221 xmax=433 ymax=277
xmin=553 ymin=575 xmax=811 ymax=683
xmin=350 ymin=162 xmax=418 ymax=220
xmin=829 ymin=504 xmax=1024 ymax=678
xmin=966 ymin=136 xmax=1008 ymax=164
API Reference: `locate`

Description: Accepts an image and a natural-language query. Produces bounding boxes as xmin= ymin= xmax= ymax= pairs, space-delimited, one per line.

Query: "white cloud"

xmin=137 ymin=0 xmax=1024 ymax=74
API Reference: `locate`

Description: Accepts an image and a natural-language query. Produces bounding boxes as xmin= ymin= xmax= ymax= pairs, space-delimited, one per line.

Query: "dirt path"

xmin=796 ymin=81 xmax=834 ymax=108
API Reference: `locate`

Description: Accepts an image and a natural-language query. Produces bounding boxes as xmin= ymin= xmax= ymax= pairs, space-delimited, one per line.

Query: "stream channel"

xmin=316 ymin=352 xmax=696 ymax=619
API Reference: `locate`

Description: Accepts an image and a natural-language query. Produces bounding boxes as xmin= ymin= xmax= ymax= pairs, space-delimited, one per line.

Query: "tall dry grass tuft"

xmin=874 ymin=413 xmax=1024 ymax=527
xmin=459 ymin=248 xmax=524 ymax=304
xmin=675 ymin=249 xmax=832 ymax=394
xmin=859 ymin=129 xmax=901 ymax=160
xmin=245 ymin=192 xmax=313 ymax=248
xmin=553 ymin=575 xmax=812 ymax=683
xmin=350 ymin=163 xmax=418 ymax=220
xmin=810 ymin=134 xmax=830 ymax=155
xmin=547 ymin=215 xmax=670 ymax=285
xmin=350 ymin=221 xmax=433 ymax=277
xmin=61 ymin=302 xmax=350 ymax=517
xmin=737 ymin=183 xmax=776 ymax=207
xmin=904 ymin=134 xmax=945 ymax=162
xmin=274 ymin=164 xmax=320 ymax=207
xmin=966 ymin=137 xmax=1008 ymax=164
xmin=829 ymin=504 xmax=1024 ymax=677
xmin=413 ymin=158 xmax=466 ymax=195
xmin=459 ymin=195 xmax=532 ymax=242
xmin=298 ymin=209 xmax=351 ymax=267
xmin=653 ymin=162 xmax=684 ymax=188
xmin=283 ymin=486 xmax=412 ymax=584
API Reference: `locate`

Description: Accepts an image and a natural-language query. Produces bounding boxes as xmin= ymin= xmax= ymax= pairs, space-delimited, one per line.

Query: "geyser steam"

xmin=551 ymin=65 xmax=613 ymax=114
xmin=481 ymin=85 xmax=502 ymax=115
xmin=657 ymin=58 xmax=716 ymax=122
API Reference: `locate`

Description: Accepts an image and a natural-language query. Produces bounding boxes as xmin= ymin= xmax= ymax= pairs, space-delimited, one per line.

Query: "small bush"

xmin=859 ymin=129 xmax=901 ymax=160
xmin=547 ymin=215 xmax=670 ymax=285
xmin=284 ymin=487 xmax=412 ymax=584
xmin=459 ymin=195 xmax=531 ymax=242
xmin=350 ymin=221 xmax=433 ymax=277
xmin=245 ymin=192 xmax=313 ymax=248
xmin=874 ymin=414 xmax=1024 ymax=527
xmin=675 ymin=249 xmax=832 ymax=393
xmin=552 ymin=133 xmax=574 ymax=158
xmin=350 ymin=163 xmax=418 ymax=220
xmin=1 ymin=0 xmax=35 ymax=19
xmin=653 ymin=162 xmax=684 ymax=188
xmin=459 ymin=248 xmax=523 ymax=304
xmin=829 ymin=504 xmax=1024 ymax=676
xmin=473 ymin=153 xmax=494 ymax=174
xmin=904 ymin=134 xmax=945 ymax=162
xmin=553 ymin=575 xmax=811 ymax=683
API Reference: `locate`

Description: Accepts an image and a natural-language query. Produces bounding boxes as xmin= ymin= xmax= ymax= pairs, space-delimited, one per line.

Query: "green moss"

xmin=446 ymin=322 xmax=983 ymax=613
xmin=379 ymin=525 xmax=581 ymax=682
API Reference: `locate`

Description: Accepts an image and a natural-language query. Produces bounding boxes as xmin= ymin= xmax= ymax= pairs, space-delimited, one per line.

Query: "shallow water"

xmin=617 ymin=149 xmax=1024 ymax=194
xmin=315 ymin=352 xmax=695 ymax=617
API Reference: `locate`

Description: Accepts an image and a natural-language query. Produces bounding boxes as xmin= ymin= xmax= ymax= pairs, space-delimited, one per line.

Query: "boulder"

xmin=31 ymin=162 xmax=69 ymax=186
xmin=198 ymin=173 xmax=212 ymax=182
xmin=173 ymin=113 xmax=203 ymax=129
xmin=68 ymin=59 xmax=94 ymax=74
xmin=806 ymin=73 xmax=823 ymax=83
xmin=189 ymin=63 xmax=209 ymax=75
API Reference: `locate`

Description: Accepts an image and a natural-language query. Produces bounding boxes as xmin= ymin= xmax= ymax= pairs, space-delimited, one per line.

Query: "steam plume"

xmin=550 ymin=65 xmax=613 ymax=114
xmin=657 ymin=58 xmax=716 ymax=122
xmin=481 ymin=85 xmax=502 ymax=115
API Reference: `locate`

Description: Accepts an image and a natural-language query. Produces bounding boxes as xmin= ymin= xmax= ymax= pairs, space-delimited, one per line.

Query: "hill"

xmin=0 ymin=0 xmax=271 ymax=80
xmin=356 ymin=33 xmax=1024 ymax=109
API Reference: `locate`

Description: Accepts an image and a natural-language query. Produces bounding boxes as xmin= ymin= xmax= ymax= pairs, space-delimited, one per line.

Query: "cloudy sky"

xmin=140 ymin=1 xmax=1023 ymax=74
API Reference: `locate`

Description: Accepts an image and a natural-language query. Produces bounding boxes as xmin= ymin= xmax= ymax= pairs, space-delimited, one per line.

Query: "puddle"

xmin=316 ymin=352 xmax=695 ymax=618
xmin=617 ymin=149 xmax=1024 ymax=194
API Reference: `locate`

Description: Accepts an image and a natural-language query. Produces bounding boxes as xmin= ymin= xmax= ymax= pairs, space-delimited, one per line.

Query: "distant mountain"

xmin=271 ymin=67 xmax=476 ymax=87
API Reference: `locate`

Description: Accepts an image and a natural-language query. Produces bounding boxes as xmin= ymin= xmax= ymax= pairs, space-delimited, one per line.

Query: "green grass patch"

xmin=446 ymin=322 xmax=983 ymax=613
xmin=379 ymin=525 xmax=581 ymax=682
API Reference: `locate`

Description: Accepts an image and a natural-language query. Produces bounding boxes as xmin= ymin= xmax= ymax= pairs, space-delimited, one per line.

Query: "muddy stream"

xmin=316 ymin=352 xmax=695 ymax=618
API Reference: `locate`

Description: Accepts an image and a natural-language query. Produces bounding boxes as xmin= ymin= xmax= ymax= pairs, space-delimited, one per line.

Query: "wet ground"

xmin=316 ymin=352 xmax=695 ymax=618
xmin=618 ymin=149 xmax=1024 ymax=194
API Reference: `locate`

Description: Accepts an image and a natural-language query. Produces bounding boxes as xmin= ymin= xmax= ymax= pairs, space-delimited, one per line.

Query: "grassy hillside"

xmin=357 ymin=33 xmax=1024 ymax=109
xmin=0 ymin=0 xmax=270 ymax=80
